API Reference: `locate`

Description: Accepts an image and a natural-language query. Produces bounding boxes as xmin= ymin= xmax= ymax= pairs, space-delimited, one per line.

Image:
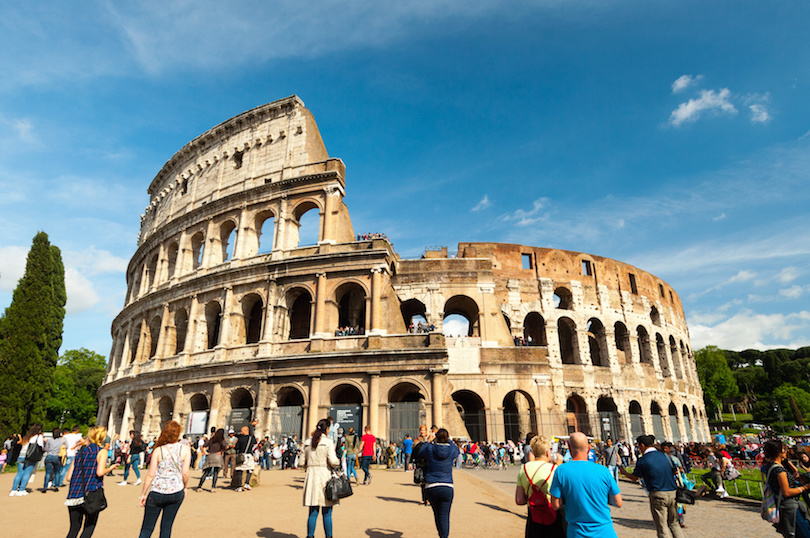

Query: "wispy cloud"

xmin=672 ymin=74 xmax=703 ymax=93
xmin=690 ymin=309 xmax=810 ymax=351
xmin=0 ymin=246 xmax=28 ymax=291
xmin=777 ymin=266 xmax=801 ymax=284
xmin=745 ymin=93 xmax=771 ymax=123
xmin=470 ymin=195 xmax=491 ymax=212
xmin=669 ymin=88 xmax=737 ymax=127
xmin=500 ymin=197 xmax=549 ymax=227
xmin=712 ymin=212 xmax=726 ymax=221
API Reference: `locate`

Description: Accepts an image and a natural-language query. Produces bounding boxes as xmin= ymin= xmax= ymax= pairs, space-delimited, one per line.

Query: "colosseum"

xmin=98 ymin=95 xmax=710 ymax=446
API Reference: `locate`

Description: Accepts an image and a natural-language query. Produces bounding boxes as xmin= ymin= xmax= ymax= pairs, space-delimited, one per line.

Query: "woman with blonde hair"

xmin=516 ymin=435 xmax=565 ymax=538
xmin=65 ymin=426 xmax=117 ymax=538
xmin=138 ymin=420 xmax=191 ymax=538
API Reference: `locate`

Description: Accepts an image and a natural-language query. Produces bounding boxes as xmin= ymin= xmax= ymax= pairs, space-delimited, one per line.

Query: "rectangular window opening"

xmin=582 ymin=260 xmax=593 ymax=276
xmin=659 ymin=283 xmax=665 ymax=297
xmin=521 ymin=253 xmax=533 ymax=270
xmin=629 ymin=273 xmax=638 ymax=295
xmin=669 ymin=290 xmax=674 ymax=303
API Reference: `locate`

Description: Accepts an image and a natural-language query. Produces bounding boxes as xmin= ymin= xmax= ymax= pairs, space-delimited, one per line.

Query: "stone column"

xmin=308 ymin=375 xmax=321 ymax=434
xmin=369 ymin=268 xmax=383 ymax=335
xmin=143 ymin=390 xmax=155 ymax=438
xmin=185 ymin=294 xmax=200 ymax=353
xmin=319 ymin=187 xmax=334 ymax=244
xmin=261 ymin=281 xmax=277 ymax=343
xmin=106 ymin=396 xmax=118 ymax=433
xmin=201 ymin=219 xmax=216 ymax=268
xmin=173 ymin=386 xmax=185 ymax=432
xmin=120 ymin=394 xmax=133 ymax=438
xmin=431 ymin=370 xmax=444 ymax=427
xmin=369 ymin=372 xmax=380 ymax=435
xmin=256 ymin=380 xmax=269 ymax=437
xmin=313 ymin=273 xmax=328 ymax=337
xmin=218 ymin=286 xmax=234 ymax=347
xmin=136 ymin=318 xmax=148 ymax=363
xmin=208 ymin=383 xmax=224 ymax=431
xmin=156 ymin=303 xmax=170 ymax=358
xmin=233 ymin=206 xmax=250 ymax=260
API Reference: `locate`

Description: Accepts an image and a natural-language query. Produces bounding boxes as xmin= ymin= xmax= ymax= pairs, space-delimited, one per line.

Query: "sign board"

xmin=230 ymin=408 xmax=253 ymax=432
xmin=187 ymin=411 xmax=208 ymax=435
xmin=329 ymin=405 xmax=362 ymax=435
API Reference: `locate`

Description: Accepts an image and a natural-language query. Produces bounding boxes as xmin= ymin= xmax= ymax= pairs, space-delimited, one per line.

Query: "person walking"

xmin=516 ymin=435 xmax=566 ymax=538
xmin=43 ymin=428 xmax=65 ymax=491
xmin=402 ymin=434 xmax=414 ymax=471
xmin=358 ymin=425 xmax=376 ymax=485
xmin=120 ymin=430 xmax=147 ymax=486
xmin=302 ymin=418 xmax=341 ymax=538
xmin=64 ymin=426 xmax=117 ymax=538
xmin=137 ymin=420 xmax=191 ymax=538
xmin=343 ymin=427 xmax=360 ymax=484
xmin=196 ymin=428 xmax=226 ymax=491
xmin=549 ymin=431 xmax=622 ymax=538
xmin=57 ymin=426 xmax=84 ymax=488
xmin=10 ymin=424 xmax=44 ymax=496
xmin=414 ymin=428 xmax=460 ymax=538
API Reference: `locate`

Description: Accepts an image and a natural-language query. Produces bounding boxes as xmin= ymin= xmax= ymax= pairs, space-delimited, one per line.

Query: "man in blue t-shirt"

xmin=619 ymin=435 xmax=684 ymax=538
xmin=549 ymin=432 xmax=622 ymax=538
xmin=402 ymin=434 xmax=414 ymax=471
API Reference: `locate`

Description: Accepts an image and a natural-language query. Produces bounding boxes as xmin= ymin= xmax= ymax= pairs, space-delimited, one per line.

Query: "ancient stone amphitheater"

xmin=98 ymin=96 xmax=709 ymax=445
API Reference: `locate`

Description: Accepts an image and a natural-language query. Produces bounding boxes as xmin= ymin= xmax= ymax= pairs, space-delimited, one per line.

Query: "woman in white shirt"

xmin=10 ymin=424 xmax=44 ymax=496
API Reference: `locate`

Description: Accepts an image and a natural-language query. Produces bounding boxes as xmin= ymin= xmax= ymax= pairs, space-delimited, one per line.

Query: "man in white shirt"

xmin=56 ymin=425 xmax=83 ymax=487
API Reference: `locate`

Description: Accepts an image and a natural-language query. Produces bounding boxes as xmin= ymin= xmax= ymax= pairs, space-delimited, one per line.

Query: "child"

xmin=0 ymin=448 xmax=7 ymax=473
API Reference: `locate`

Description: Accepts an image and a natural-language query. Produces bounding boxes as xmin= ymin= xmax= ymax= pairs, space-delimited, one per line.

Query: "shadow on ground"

xmin=476 ymin=502 xmax=521 ymax=517
xmin=365 ymin=529 xmax=403 ymax=538
xmin=612 ymin=516 xmax=657 ymax=530
xmin=377 ymin=495 xmax=422 ymax=505
xmin=256 ymin=528 xmax=298 ymax=538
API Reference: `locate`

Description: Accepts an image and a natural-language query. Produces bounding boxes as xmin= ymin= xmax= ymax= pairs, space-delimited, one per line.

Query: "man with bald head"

xmin=549 ymin=432 xmax=622 ymax=538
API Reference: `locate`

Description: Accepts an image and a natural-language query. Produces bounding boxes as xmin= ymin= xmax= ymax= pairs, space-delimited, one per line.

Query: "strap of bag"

xmin=525 ymin=462 xmax=554 ymax=493
xmin=162 ymin=445 xmax=183 ymax=475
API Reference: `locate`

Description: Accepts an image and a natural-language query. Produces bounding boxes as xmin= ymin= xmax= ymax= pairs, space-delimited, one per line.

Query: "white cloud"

xmin=690 ymin=309 xmax=810 ymax=351
xmin=470 ymin=195 xmax=491 ymax=212
xmin=728 ymin=270 xmax=756 ymax=284
xmin=749 ymin=104 xmax=770 ymax=123
xmin=744 ymin=93 xmax=771 ymax=124
xmin=0 ymin=245 xmax=28 ymax=291
xmin=777 ymin=266 xmax=801 ymax=283
xmin=64 ymin=267 xmax=100 ymax=314
xmin=63 ymin=247 xmax=129 ymax=276
xmin=672 ymin=74 xmax=703 ymax=93
xmin=779 ymin=285 xmax=807 ymax=300
xmin=669 ymin=88 xmax=737 ymax=127
xmin=712 ymin=212 xmax=726 ymax=221
xmin=442 ymin=317 xmax=469 ymax=338
xmin=501 ymin=197 xmax=549 ymax=227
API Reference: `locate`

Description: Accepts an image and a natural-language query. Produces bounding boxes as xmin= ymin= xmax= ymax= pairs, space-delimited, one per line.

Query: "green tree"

xmin=695 ymin=346 xmax=738 ymax=419
xmin=0 ymin=232 xmax=66 ymax=436
xmin=773 ymin=383 xmax=810 ymax=421
xmin=46 ymin=348 xmax=107 ymax=428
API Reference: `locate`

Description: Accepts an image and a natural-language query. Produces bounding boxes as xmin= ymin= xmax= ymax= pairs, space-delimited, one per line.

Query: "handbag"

xmin=326 ymin=469 xmax=353 ymax=500
xmin=761 ymin=465 xmax=781 ymax=524
xmin=413 ymin=465 xmax=426 ymax=484
xmin=25 ymin=438 xmax=44 ymax=463
xmin=79 ymin=447 xmax=108 ymax=515
xmin=724 ymin=463 xmax=741 ymax=481
xmin=668 ymin=454 xmax=696 ymax=505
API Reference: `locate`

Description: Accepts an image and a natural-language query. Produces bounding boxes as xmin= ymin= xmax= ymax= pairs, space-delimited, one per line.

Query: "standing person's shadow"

xmin=365 ymin=530 xmax=403 ymax=538
xmin=256 ymin=528 xmax=299 ymax=537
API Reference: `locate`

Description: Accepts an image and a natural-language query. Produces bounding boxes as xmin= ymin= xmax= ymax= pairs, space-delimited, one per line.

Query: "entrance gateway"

xmin=329 ymin=405 xmax=363 ymax=437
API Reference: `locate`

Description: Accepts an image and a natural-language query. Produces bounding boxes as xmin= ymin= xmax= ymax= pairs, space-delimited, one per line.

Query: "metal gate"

xmin=652 ymin=415 xmax=665 ymax=441
xmin=683 ymin=415 xmax=692 ymax=442
xmin=630 ymin=414 xmax=644 ymax=440
xmin=388 ymin=402 xmax=425 ymax=443
xmin=598 ymin=412 xmax=624 ymax=442
xmin=270 ymin=405 xmax=303 ymax=441
xmin=669 ymin=415 xmax=681 ymax=442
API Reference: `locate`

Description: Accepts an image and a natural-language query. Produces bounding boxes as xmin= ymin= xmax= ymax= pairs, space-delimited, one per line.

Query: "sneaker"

xmin=721 ymin=491 xmax=730 ymax=499
xmin=9 ymin=491 xmax=16 ymax=496
xmin=118 ymin=481 xmax=128 ymax=486
xmin=367 ymin=474 xmax=372 ymax=485
xmin=47 ymin=481 xmax=52 ymax=488
xmin=243 ymin=484 xmax=251 ymax=491
xmin=17 ymin=490 xmax=28 ymax=496
xmin=235 ymin=487 xmax=243 ymax=492
xmin=134 ymin=479 xmax=142 ymax=486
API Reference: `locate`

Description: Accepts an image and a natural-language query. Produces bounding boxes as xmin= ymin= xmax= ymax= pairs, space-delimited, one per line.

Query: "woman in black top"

xmin=197 ymin=429 xmax=226 ymax=491
xmin=120 ymin=430 xmax=147 ymax=486
xmin=762 ymin=439 xmax=810 ymax=538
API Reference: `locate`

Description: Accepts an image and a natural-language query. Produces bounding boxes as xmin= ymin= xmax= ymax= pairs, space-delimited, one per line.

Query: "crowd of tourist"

xmin=356 ymin=232 xmax=390 ymax=242
xmin=408 ymin=321 xmax=435 ymax=333
xmin=334 ymin=326 xmax=363 ymax=336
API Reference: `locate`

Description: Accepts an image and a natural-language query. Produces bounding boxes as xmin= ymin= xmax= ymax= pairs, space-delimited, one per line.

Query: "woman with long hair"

xmin=415 ymin=428 xmax=460 ymax=538
xmin=43 ymin=428 xmax=65 ymax=491
xmin=137 ymin=420 xmax=191 ymax=538
xmin=64 ymin=426 xmax=116 ymax=538
xmin=10 ymin=424 xmax=44 ymax=496
xmin=196 ymin=428 xmax=226 ymax=491
xmin=516 ymin=435 xmax=565 ymax=538
xmin=762 ymin=439 xmax=810 ymax=538
xmin=120 ymin=430 xmax=147 ymax=486
xmin=302 ymin=418 xmax=340 ymax=538
xmin=343 ymin=427 xmax=360 ymax=484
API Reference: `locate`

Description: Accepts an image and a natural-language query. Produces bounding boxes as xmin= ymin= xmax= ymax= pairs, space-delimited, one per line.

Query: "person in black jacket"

xmin=415 ymin=428 xmax=460 ymax=538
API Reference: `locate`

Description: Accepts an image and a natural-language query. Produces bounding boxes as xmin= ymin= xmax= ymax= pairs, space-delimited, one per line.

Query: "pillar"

xmin=431 ymin=370 xmax=444 ymax=427
xmin=185 ymin=294 xmax=200 ymax=353
xmin=369 ymin=372 xmax=380 ymax=435
xmin=313 ymin=272 xmax=328 ymax=337
xmin=143 ymin=390 xmax=155 ymax=438
xmin=208 ymin=383 xmax=224 ymax=431
xmin=173 ymin=386 xmax=185 ymax=431
xmin=233 ymin=207 xmax=250 ymax=260
xmin=256 ymin=380 xmax=269 ymax=436
xmin=319 ymin=187 xmax=337 ymax=245
xmin=308 ymin=375 xmax=321 ymax=434
xmin=120 ymin=394 xmax=133 ymax=438
xmin=156 ymin=303 xmax=170 ymax=358
xmin=370 ymin=268 xmax=383 ymax=335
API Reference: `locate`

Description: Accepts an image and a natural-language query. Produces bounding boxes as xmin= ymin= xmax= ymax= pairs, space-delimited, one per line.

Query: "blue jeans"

xmin=44 ymin=455 xmax=62 ymax=488
xmin=608 ymin=464 xmax=618 ymax=483
xmin=360 ymin=455 xmax=373 ymax=483
xmin=138 ymin=490 xmax=185 ymax=538
xmin=124 ymin=453 xmax=141 ymax=481
xmin=56 ymin=455 xmax=75 ymax=487
xmin=346 ymin=455 xmax=358 ymax=481
xmin=11 ymin=458 xmax=36 ymax=492
xmin=307 ymin=506 xmax=332 ymax=537
xmin=425 ymin=485 xmax=454 ymax=538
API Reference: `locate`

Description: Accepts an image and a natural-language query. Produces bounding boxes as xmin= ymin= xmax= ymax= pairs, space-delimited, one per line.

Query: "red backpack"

xmin=525 ymin=462 xmax=557 ymax=525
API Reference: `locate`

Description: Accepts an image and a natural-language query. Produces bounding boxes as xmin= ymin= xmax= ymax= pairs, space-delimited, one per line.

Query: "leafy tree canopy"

xmin=46 ymin=348 xmax=107 ymax=430
xmin=695 ymin=346 xmax=738 ymax=410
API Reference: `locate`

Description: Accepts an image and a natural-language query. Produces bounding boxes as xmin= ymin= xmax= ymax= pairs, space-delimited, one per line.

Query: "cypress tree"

xmin=0 ymin=232 xmax=66 ymax=436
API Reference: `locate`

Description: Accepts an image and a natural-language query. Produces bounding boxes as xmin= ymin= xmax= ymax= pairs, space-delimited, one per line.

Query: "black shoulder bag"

xmin=668 ymin=455 xmax=696 ymax=505
xmin=80 ymin=447 xmax=108 ymax=515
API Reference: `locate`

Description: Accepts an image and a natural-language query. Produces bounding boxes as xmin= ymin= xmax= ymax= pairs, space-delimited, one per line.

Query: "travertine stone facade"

xmin=98 ymin=96 xmax=710 ymax=445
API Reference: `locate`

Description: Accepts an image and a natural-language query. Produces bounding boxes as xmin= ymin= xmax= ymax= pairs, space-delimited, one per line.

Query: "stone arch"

xmin=554 ymin=286 xmax=573 ymax=310
xmin=129 ymin=327 xmax=141 ymax=365
xmin=614 ymin=321 xmax=630 ymax=364
xmin=190 ymin=393 xmax=210 ymax=411
xmin=566 ymin=394 xmax=591 ymax=435
xmin=629 ymin=400 xmax=644 ymax=439
xmin=683 ymin=404 xmax=693 ymax=441
xmin=669 ymin=335 xmax=682 ymax=378
xmin=503 ymin=390 xmax=537 ymax=443
xmin=277 ymin=385 xmax=305 ymax=406
xmin=637 ymin=326 xmax=653 ymax=364
xmin=191 ymin=231 xmax=205 ymax=270
xmin=650 ymin=400 xmax=665 ymax=441
xmin=557 ymin=317 xmax=579 ymax=364
xmin=146 ymin=253 xmax=159 ymax=290
xmin=158 ymin=396 xmax=173 ymax=428
xmin=523 ymin=312 xmax=547 ymax=346
xmin=452 ymin=390 xmax=486 ymax=442
xmin=114 ymin=400 xmax=126 ymax=435
xmin=219 ymin=220 xmax=237 ymax=263
xmin=334 ymin=281 xmax=367 ymax=333
xmin=148 ymin=315 xmax=161 ymax=358
xmin=400 ymin=298 xmax=427 ymax=330
xmin=205 ymin=301 xmax=222 ymax=349
xmin=173 ymin=308 xmax=188 ymax=354
xmin=229 ymin=387 xmax=255 ymax=429
xmin=292 ymin=200 xmax=322 ymax=248
xmin=586 ymin=318 xmax=608 ymax=367
xmin=166 ymin=242 xmax=179 ymax=280
xmin=597 ymin=396 xmax=623 ymax=441
xmin=443 ymin=295 xmax=480 ymax=337
xmin=668 ymin=402 xmax=681 ymax=442
xmin=254 ymin=209 xmax=276 ymax=255
xmin=388 ymin=381 xmax=426 ymax=402
xmin=330 ymin=383 xmax=365 ymax=404
xmin=241 ymin=293 xmax=264 ymax=344
xmin=651 ymin=306 xmax=661 ymax=326
xmin=286 ymin=287 xmax=312 ymax=340
xmin=388 ymin=381 xmax=427 ymax=441
xmin=132 ymin=399 xmax=147 ymax=434
xmin=272 ymin=385 xmax=305 ymax=440
xmin=656 ymin=333 xmax=670 ymax=376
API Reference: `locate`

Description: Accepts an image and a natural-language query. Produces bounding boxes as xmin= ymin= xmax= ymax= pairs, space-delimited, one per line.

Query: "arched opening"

xmin=255 ymin=210 xmax=275 ymax=255
xmin=503 ymin=391 xmax=537 ymax=443
xmin=614 ymin=322 xmax=630 ymax=363
xmin=191 ymin=231 xmax=205 ymax=270
xmin=132 ymin=399 xmax=146 ymax=434
xmin=553 ymin=287 xmax=573 ymax=310
xmin=229 ymin=388 xmax=254 ymax=431
xmin=129 ymin=331 xmax=140 ymax=364
xmin=147 ymin=254 xmax=159 ymax=290
xmin=683 ymin=405 xmax=693 ymax=441
xmin=294 ymin=202 xmax=320 ymax=248
xmin=166 ymin=242 xmax=179 ymax=279
xmin=189 ymin=393 xmax=210 ymax=435
xmin=158 ymin=396 xmax=173 ymax=429
xmin=523 ymin=313 xmax=547 ymax=346
xmin=174 ymin=308 xmax=188 ymax=354
xmin=114 ymin=400 xmax=126 ymax=435
xmin=242 ymin=294 xmax=264 ymax=344
xmin=651 ymin=306 xmax=661 ymax=326
xmin=272 ymin=387 xmax=305 ymax=440
xmin=680 ymin=341 xmax=689 ymax=381
xmin=190 ymin=393 xmax=209 ymax=411
xmin=330 ymin=384 xmax=364 ymax=405
xmin=329 ymin=384 xmax=365 ymax=435
xmin=335 ymin=282 xmax=366 ymax=334
xmin=452 ymin=390 xmax=486 ymax=441
xmin=668 ymin=402 xmax=681 ymax=442
xmin=586 ymin=318 xmax=608 ymax=367
xmin=400 ymin=299 xmax=428 ymax=332
xmin=637 ymin=326 xmax=653 ymax=364
xmin=388 ymin=383 xmax=426 ymax=441
xmin=205 ymin=301 xmax=222 ymax=349
xmin=629 ymin=400 xmax=644 ymax=440
xmin=148 ymin=315 xmax=161 ymax=358
xmin=443 ymin=295 xmax=479 ymax=337
xmin=288 ymin=289 xmax=312 ymax=340
xmin=597 ymin=396 xmax=623 ymax=441
xmin=220 ymin=221 xmax=237 ymax=262
xmin=669 ymin=336 xmax=682 ymax=378
xmin=566 ymin=395 xmax=591 ymax=435
xmin=656 ymin=333 xmax=670 ymax=376
xmin=557 ymin=317 xmax=578 ymax=364
xmin=651 ymin=401 xmax=665 ymax=441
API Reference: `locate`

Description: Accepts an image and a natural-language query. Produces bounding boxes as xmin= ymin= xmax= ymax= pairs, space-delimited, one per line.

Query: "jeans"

xmin=198 ymin=467 xmax=220 ymax=489
xmin=57 ymin=455 xmax=75 ymax=487
xmin=124 ymin=453 xmax=141 ymax=481
xmin=608 ymin=464 xmax=618 ymax=483
xmin=425 ymin=485 xmax=454 ymax=538
xmin=11 ymin=458 xmax=36 ymax=492
xmin=67 ymin=505 xmax=99 ymax=538
xmin=404 ymin=453 xmax=412 ymax=471
xmin=360 ymin=455 xmax=373 ymax=483
xmin=138 ymin=490 xmax=185 ymax=538
xmin=346 ymin=455 xmax=358 ymax=481
xmin=307 ymin=506 xmax=332 ymax=537
xmin=44 ymin=455 xmax=62 ymax=488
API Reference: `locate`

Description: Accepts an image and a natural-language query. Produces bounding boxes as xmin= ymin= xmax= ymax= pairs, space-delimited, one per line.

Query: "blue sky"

xmin=1 ymin=1 xmax=809 ymax=356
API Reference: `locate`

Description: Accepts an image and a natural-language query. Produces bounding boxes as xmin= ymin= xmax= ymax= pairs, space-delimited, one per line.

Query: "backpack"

xmin=761 ymin=465 xmax=780 ymax=524
xmin=525 ymin=463 xmax=557 ymax=525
